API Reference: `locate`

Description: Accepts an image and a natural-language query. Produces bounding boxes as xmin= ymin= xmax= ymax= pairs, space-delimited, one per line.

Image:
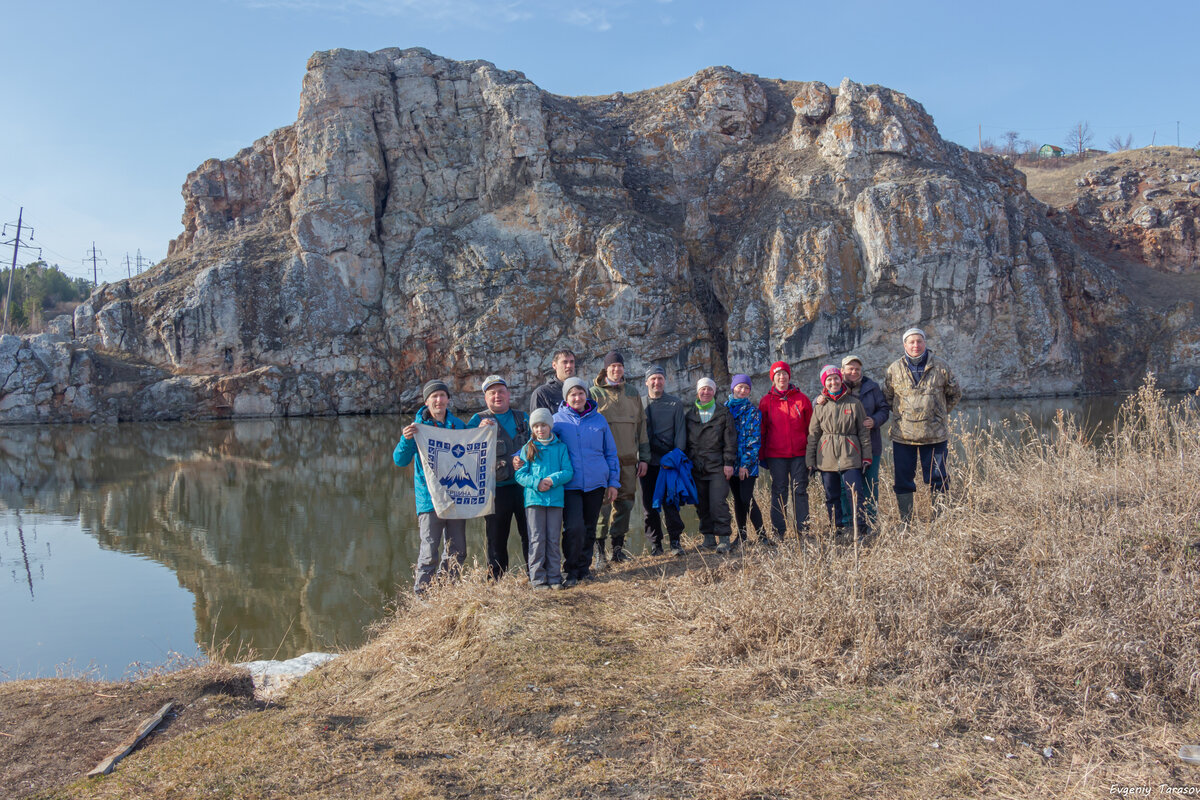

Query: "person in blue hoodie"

xmin=552 ymin=377 xmax=620 ymax=587
xmin=514 ymin=407 xmax=574 ymax=590
xmin=393 ymin=379 xmax=468 ymax=595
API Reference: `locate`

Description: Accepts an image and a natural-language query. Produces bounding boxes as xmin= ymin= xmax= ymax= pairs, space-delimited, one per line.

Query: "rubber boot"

xmin=715 ymin=535 xmax=730 ymax=554
xmin=611 ymin=536 xmax=630 ymax=563
xmin=896 ymin=492 xmax=915 ymax=526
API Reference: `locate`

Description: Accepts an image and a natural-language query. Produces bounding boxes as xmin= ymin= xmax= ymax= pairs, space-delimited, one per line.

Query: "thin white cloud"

xmin=565 ymin=6 xmax=612 ymax=31
xmin=242 ymin=0 xmax=631 ymax=30
xmin=693 ymin=16 xmax=705 ymax=31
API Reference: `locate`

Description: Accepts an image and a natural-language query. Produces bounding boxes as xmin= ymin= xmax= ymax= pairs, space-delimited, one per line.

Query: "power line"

xmin=83 ymin=242 xmax=107 ymax=288
xmin=3 ymin=208 xmax=43 ymax=335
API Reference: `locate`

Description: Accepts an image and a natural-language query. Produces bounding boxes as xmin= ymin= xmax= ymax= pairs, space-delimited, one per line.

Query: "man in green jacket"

xmin=882 ymin=328 xmax=962 ymax=523
xmin=590 ymin=351 xmax=650 ymax=567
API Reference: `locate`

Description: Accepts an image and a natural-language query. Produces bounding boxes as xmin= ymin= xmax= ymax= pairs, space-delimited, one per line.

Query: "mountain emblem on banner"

xmin=440 ymin=461 xmax=478 ymax=491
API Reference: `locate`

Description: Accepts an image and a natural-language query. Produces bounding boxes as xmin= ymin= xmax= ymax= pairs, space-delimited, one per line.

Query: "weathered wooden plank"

xmin=86 ymin=701 xmax=174 ymax=778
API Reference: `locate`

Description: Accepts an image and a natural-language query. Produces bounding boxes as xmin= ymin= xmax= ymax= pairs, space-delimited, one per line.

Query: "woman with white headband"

xmin=684 ymin=377 xmax=737 ymax=552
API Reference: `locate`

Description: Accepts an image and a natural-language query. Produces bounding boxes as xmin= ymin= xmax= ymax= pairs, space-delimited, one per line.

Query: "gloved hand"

xmin=861 ymin=459 xmax=871 ymax=471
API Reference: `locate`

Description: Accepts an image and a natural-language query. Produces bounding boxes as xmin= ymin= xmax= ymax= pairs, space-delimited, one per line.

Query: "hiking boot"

xmin=563 ymin=576 xmax=578 ymax=588
xmin=701 ymin=534 xmax=718 ymax=549
xmin=668 ymin=537 xmax=684 ymax=557
xmin=650 ymin=543 xmax=664 ymax=556
xmin=551 ymin=582 xmax=565 ymax=591
xmin=610 ymin=545 xmax=631 ymax=563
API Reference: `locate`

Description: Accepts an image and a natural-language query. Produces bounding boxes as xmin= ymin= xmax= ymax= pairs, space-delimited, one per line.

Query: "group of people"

xmin=394 ymin=328 xmax=961 ymax=593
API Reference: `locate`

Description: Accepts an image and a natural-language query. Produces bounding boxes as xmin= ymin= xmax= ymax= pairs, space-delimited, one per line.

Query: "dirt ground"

xmin=0 ymin=666 xmax=261 ymax=799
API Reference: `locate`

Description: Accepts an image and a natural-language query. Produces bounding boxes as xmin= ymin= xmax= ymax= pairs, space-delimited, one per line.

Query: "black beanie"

xmin=603 ymin=350 xmax=624 ymax=367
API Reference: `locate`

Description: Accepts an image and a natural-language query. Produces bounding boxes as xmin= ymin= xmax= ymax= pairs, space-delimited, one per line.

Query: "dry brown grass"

xmin=36 ymin=381 xmax=1200 ymax=798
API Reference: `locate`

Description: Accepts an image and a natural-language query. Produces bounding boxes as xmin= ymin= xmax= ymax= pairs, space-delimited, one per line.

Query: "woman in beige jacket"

xmin=806 ymin=365 xmax=873 ymax=541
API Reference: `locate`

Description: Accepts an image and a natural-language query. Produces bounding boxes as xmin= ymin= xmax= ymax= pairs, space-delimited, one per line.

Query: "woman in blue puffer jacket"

xmin=725 ymin=374 xmax=764 ymax=546
xmin=553 ymin=377 xmax=620 ymax=586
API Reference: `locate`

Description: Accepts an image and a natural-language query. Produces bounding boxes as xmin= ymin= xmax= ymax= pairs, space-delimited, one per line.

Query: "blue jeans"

xmin=841 ymin=456 xmax=880 ymax=523
xmin=892 ymin=441 xmax=949 ymax=494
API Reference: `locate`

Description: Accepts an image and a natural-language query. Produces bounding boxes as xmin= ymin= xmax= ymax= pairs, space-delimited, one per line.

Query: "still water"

xmin=0 ymin=394 xmax=1150 ymax=680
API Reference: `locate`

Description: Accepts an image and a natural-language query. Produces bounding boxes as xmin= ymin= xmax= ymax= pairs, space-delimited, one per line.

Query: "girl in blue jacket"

xmin=393 ymin=380 xmax=468 ymax=594
xmin=514 ymin=407 xmax=574 ymax=589
xmin=552 ymin=378 xmax=620 ymax=586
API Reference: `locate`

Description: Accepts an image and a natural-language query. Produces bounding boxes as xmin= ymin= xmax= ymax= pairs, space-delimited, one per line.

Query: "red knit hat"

xmin=820 ymin=364 xmax=843 ymax=385
xmin=769 ymin=361 xmax=791 ymax=379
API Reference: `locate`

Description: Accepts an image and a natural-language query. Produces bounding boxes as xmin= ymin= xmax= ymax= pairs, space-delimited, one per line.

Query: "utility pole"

xmin=3 ymin=207 xmax=42 ymax=335
xmin=978 ymin=124 xmax=982 ymax=152
xmin=124 ymin=252 xmax=132 ymax=279
xmin=83 ymin=242 xmax=106 ymax=288
xmin=1178 ymin=121 xmax=1181 ymax=147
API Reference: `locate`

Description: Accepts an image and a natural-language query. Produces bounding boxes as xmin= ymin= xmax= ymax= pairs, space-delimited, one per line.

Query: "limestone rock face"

xmin=4 ymin=48 xmax=1199 ymax=423
xmin=1065 ymin=152 xmax=1200 ymax=274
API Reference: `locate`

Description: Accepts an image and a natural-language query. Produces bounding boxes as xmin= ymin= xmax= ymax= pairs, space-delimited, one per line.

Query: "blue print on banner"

xmin=426 ymin=438 xmax=490 ymax=507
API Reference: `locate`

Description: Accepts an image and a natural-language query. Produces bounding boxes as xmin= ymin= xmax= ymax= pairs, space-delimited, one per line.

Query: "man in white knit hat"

xmin=882 ymin=327 xmax=962 ymax=523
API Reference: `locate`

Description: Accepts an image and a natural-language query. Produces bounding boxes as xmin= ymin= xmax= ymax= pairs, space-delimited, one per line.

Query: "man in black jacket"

xmin=530 ymin=349 xmax=576 ymax=413
xmin=641 ymin=366 xmax=687 ymax=556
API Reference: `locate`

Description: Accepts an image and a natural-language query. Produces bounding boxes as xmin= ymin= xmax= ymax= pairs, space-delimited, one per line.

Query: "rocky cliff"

xmin=3 ymin=47 xmax=1198 ymax=423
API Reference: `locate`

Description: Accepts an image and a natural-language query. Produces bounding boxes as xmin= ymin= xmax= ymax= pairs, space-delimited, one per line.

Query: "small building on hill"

xmin=1039 ymin=144 xmax=1066 ymax=159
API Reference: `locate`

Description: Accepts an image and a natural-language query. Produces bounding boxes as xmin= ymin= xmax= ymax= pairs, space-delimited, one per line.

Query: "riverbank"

xmin=3 ymin=383 xmax=1198 ymax=798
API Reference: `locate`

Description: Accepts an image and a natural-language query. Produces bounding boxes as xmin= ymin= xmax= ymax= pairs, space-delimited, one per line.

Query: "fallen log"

xmin=86 ymin=701 xmax=174 ymax=777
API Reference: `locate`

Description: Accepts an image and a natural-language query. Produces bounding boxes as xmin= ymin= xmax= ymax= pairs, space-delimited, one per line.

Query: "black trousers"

xmin=763 ymin=456 xmax=810 ymax=537
xmin=728 ymin=473 xmax=763 ymax=539
xmin=485 ymin=483 xmax=529 ymax=578
xmin=640 ymin=464 xmax=685 ymax=546
xmin=563 ymin=487 xmax=605 ymax=580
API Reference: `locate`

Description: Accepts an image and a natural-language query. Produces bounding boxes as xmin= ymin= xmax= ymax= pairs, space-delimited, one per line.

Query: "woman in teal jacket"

xmin=514 ymin=407 xmax=574 ymax=588
xmin=393 ymin=379 xmax=467 ymax=594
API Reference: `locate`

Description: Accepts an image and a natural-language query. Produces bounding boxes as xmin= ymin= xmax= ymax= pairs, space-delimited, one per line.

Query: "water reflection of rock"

xmin=0 ymin=418 xmax=418 ymax=659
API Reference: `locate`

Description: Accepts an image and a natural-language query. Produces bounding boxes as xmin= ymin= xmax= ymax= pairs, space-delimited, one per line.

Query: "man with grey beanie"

xmin=393 ymin=379 xmax=468 ymax=594
xmin=883 ymin=327 xmax=962 ymax=523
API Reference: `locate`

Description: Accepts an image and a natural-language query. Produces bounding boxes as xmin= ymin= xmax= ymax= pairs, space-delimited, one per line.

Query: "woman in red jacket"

xmin=757 ymin=361 xmax=813 ymax=542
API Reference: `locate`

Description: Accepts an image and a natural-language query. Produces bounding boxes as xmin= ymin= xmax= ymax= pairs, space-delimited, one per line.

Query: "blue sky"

xmin=2 ymin=0 xmax=1197 ymax=283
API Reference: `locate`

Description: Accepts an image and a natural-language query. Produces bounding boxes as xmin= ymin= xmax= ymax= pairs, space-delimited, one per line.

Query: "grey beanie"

xmin=422 ymin=379 xmax=450 ymax=402
xmin=645 ymin=365 xmax=665 ymax=378
xmin=902 ymin=327 xmax=927 ymax=344
xmin=530 ymin=407 xmax=554 ymax=428
xmin=562 ymin=376 xmax=588 ymax=399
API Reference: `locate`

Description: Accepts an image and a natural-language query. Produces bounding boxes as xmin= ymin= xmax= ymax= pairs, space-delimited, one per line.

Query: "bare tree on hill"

xmin=1002 ymin=130 xmax=1021 ymax=156
xmin=1108 ymin=133 xmax=1134 ymax=151
xmin=1066 ymin=121 xmax=1094 ymax=157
